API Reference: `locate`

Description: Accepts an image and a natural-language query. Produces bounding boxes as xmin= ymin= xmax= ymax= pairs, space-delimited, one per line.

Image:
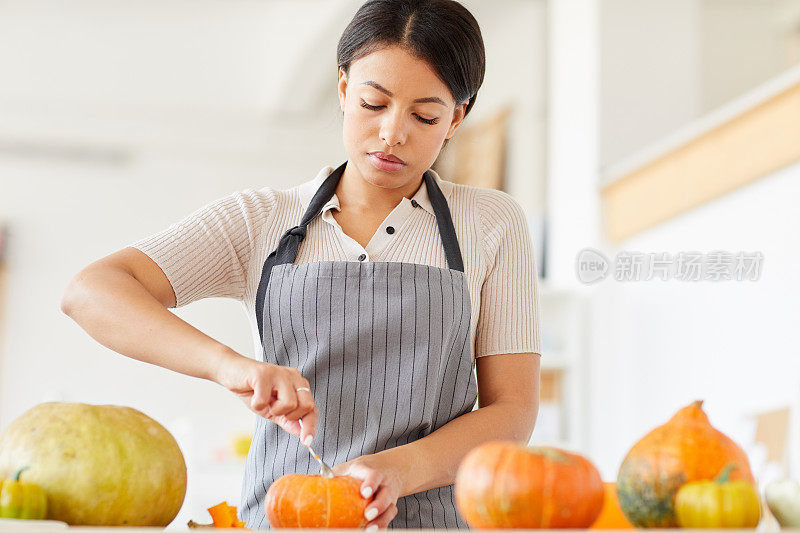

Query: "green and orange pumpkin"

xmin=616 ymin=400 xmax=755 ymax=528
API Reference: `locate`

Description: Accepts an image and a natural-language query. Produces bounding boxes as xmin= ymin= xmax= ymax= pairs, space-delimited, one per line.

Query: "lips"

xmin=370 ymin=151 xmax=405 ymax=165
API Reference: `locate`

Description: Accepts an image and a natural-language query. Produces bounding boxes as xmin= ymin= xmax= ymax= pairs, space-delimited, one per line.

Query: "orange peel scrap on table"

xmin=188 ymin=501 xmax=248 ymax=529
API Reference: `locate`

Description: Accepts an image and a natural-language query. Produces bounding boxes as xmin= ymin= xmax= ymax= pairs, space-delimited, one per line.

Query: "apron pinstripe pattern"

xmin=240 ymin=161 xmax=478 ymax=529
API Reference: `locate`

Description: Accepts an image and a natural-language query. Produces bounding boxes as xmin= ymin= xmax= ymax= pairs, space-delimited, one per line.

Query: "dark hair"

xmin=337 ymin=0 xmax=486 ymax=149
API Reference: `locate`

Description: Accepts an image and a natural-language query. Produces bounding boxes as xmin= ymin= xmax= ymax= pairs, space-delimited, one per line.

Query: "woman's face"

xmin=338 ymin=45 xmax=467 ymax=191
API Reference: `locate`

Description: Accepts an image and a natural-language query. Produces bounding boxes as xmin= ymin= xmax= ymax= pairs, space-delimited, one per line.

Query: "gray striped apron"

xmin=240 ymin=161 xmax=478 ymax=529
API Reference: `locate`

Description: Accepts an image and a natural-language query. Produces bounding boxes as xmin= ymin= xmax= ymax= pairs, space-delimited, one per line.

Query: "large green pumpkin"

xmin=0 ymin=402 xmax=187 ymax=526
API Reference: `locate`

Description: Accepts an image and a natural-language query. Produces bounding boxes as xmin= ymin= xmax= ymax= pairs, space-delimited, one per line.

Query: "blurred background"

xmin=1 ymin=0 xmax=799 ymax=527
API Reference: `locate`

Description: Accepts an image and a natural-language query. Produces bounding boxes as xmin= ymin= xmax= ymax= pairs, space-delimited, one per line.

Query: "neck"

xmin=337 ymin=162 xmax=424 ymax=213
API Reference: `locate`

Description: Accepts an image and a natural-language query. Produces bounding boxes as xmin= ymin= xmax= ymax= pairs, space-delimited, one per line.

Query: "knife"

xmin=299 ymin=419 xmax=335 ymax=478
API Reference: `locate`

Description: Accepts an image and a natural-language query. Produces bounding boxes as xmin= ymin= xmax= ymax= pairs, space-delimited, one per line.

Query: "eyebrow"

xmin=360 ymin=81 xmax=447 ymax=106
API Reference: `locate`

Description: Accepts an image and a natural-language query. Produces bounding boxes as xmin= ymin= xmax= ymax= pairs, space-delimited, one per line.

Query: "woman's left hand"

xmin=331 ymin=453 xmax=404 ymax=530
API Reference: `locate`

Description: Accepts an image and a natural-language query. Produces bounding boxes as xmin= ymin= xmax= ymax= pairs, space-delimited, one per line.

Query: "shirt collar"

xmin=297 ymin=165 xmax=451 ymax=217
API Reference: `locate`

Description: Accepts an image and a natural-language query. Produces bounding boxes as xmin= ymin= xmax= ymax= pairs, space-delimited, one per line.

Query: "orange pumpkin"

xmin=590 ymin=482 xmax=634 ymax=529
xmin=454 ymin=441 xmax=604 ymax=528
xmin=264 ymin=473 xmax=370 ymax=528
xmin=617 ymin=400 xmax=755 ymax=528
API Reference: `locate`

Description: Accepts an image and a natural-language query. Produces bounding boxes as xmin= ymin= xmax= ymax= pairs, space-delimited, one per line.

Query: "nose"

xmin=379 ymin=109 xmax=408 ymax=147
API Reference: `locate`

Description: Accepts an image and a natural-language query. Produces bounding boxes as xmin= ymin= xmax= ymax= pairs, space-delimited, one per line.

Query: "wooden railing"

xmin=600 ymin=64 xmax=800 ymax=242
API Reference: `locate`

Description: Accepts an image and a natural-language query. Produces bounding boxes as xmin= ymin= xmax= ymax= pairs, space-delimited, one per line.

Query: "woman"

xmin=61 ymin=0 xmax=541 ymax=529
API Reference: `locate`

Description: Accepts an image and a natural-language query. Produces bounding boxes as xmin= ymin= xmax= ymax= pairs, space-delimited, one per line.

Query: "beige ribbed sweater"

xmin=128 ymin=165 xmax=541 ymax=363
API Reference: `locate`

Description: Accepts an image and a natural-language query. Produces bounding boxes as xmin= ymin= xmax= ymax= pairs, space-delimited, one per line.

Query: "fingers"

xmin=348 ymin=463 xmax=381 ymax=500
xmin=263 ymin=368 xmax=317 ymax=442
xmin=241 ymin=364 xmax=317 ymax=443
xmin=330 ymin=462 xmax=349 ymax=477
xmin=270 ymin=369 xmax=313 ymax=414
xmin=246 ymin=364 xmax=279 ymax=416
xmin=365 ymin=488 xmax=397 ymax=529
xmin=368 ymin=502 xmax=397 ymax=530
xmin=350 ymin=467 xmax=394 ymax=526
xmin=270 ymin=377 xmax=298 ymax=416
xmin=286 ymin=379 xmax=315 ymax=421
xmin=332 ymin=461 xmax=399 ymax=529
xmin=298 ymin=408 xmax=317 ymax=446
xmin=249 ymin=375 xmax=272 ymax=417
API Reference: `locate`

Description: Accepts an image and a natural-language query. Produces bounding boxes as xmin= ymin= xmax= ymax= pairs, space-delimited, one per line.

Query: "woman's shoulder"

xmin=213 ymin=166 xmax=331 ymax=222
xmin=435 ymin=173 xmax=528 ymax=233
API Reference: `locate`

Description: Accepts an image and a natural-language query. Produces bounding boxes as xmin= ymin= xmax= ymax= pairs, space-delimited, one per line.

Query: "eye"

xmin=359 ymin=99 xmax=439 ymax=126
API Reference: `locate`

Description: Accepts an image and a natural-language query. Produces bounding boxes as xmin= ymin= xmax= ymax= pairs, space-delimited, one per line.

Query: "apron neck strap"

xmin=277 ymin=160 xmax=464 ymax=269
xmin=256 ymin=160 xmax=464 ymax=341
xmin=424 ymin=168 xmax=464 ymax=272
xmin=294 ymin=160 xmax=464 ymax=271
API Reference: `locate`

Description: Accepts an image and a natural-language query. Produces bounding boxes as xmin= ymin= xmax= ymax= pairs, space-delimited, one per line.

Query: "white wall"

xmin=585 ymin=159 xmax=800 ymax=482
xmin=600 ymin=0 xmax=702 ymax=168
xmin=700 ymin=0 xmax=800 ymax=112
xmin=466 ymin=0 xmax=548 ymax=214
xmin=593 ymin=0 xmax=800 ymax=481
xmin=601 ymin=0 xmax=800 ymax=169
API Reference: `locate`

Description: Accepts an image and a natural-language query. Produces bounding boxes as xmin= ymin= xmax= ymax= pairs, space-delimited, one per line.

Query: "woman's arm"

xmin=380 ymin=352 xmax=540 ymax=497
xmin=61 ymin=246 xmax=320 ymax=441
xmin=60 ymin=247 xmax=242 ymax=382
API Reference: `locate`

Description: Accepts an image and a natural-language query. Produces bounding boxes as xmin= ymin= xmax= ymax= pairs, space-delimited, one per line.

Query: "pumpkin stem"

xmin=715 ymin=463 xmax=737 ymax=483
xmin=692 ymin=400 xmax=705 ymax=410
xmin=528 ymin=446 xmax=567 ymax=462
xmin=12 ymin=466 xmax=29 ymax=481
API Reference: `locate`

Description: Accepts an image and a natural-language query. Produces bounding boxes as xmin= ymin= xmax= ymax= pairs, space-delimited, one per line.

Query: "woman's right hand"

xmin=215 ymin=350 xmax=318 ymax=446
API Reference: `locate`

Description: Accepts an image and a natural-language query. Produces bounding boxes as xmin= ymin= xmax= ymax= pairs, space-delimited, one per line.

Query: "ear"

xmin=337 ymin=68 xmax=348 ymax=112
xmin=445 ymin=102 xmax=468 ymax=140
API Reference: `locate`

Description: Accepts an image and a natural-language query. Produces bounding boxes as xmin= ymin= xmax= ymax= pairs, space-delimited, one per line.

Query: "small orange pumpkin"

xmin=617 ymin=400 xmax=755 ymax=528
xmin=590 ymin=482 xmax=634 ymax=529
xmin=264 ymin=473 xmax=370 ymax=528
xmin=454 ymin=441 xmax=604 ymax=528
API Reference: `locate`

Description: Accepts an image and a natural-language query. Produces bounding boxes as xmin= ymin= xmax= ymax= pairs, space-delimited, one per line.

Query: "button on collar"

xmin=358 ymin=253 xmax=367 ymax=262
xmin=386 ymin=226 xmax=395 ymax=235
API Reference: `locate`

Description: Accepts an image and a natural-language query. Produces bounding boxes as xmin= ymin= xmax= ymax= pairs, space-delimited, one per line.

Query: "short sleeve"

xmin=127 ymin=188 xmax=277 ymax=308
xmin=474 ymin=190 xmax=542 ymax=358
